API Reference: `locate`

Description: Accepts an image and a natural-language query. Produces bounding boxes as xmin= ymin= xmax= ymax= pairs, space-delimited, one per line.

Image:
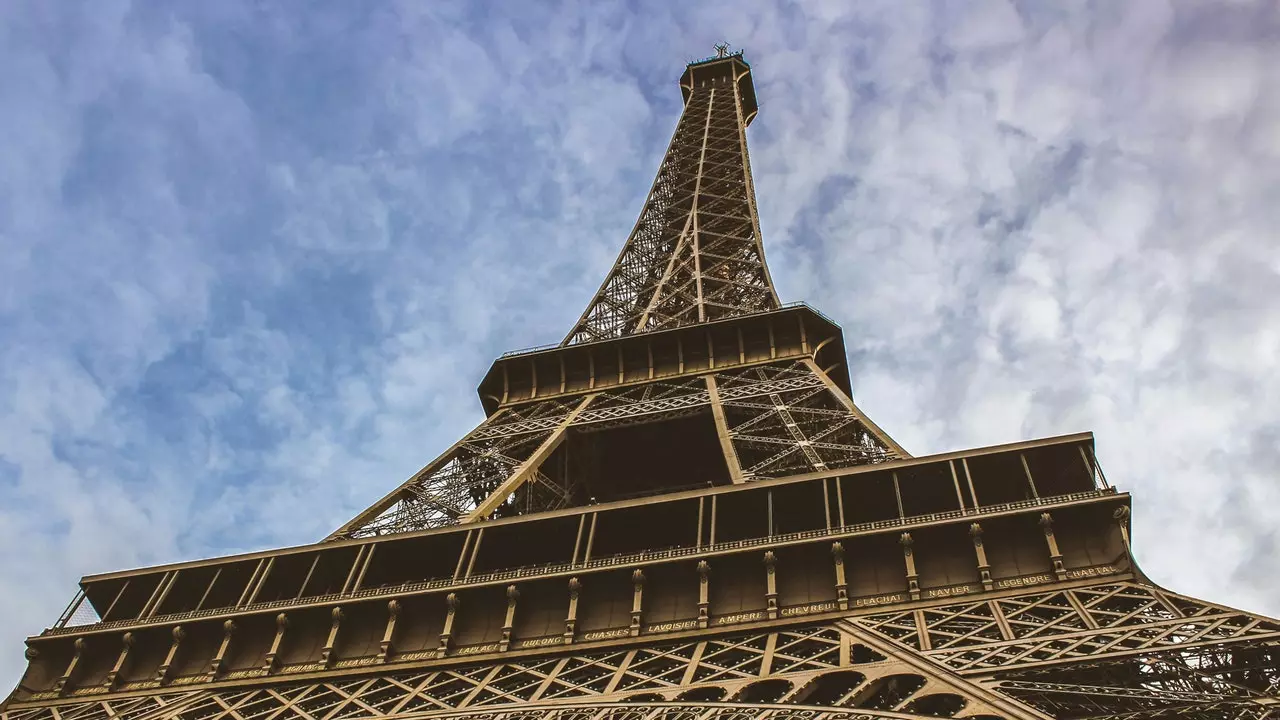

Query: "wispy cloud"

xmin=1 ymin=0 xmax=1277 ymax=686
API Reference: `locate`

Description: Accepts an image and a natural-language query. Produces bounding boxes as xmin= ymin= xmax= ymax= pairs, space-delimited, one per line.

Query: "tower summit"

xmin=5 ymin=51 xmax=1279 ymax=720
xmin=566 ymin=50 xmax=769 ymax=345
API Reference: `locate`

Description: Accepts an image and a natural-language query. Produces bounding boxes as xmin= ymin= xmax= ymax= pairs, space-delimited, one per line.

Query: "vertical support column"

xmin=629 ymin=569 xmax=645 ymax=636
xmin=263 ymin=613 xmax=288 ymax=672
xmin=321 ymin=607 xmax=344 ymax=667
xmin=141 ymin=571 xmax=174 ymax=617
xmin=832 ymin=542 xmax=849 ymax=611
xmin=341 ymin=548 xmax=366 ymax=595
xmin=962 ymin=458 xmax=980 ymax=509
xmin=147 ymin=571 xmax=180 ymax=619
xmin=835 ymin=476 xmax=846 ymax=527
xmin=247 ymin=559 xmax=275 ymax=605
xmin=564 ymin=577 xmax=582 ymax=642
xmin=53 ymin=638 xmax=86 ymax=695
xmin=103 ymin=580 xmax=130 ymax=621
xmin=1020 ymin=454 xmax=1040 ymax=500
xmin=199 ymin=568 xmax=223 ymax=609
xmin=709 ymin=496 xmax=718 ymax=545
xmin=352 ymin=546 xmax=376 ymax=592
xmin=103 ymin=632 xmax=134 ymax=690
xmin=1080 ymin=445 xmax=1108 ymax=489
xmin=571 ymin=515 xmax=587 ymax=567
xmin=378 ymin=600 xmax=400 ymax=662
xmin=1114 ymin=506 xmax=1132 ymax=551
xmin=949 ymin=461 xmax=967 ymax=513
xmin=453 ymin=531 xmax=474 ymax=582
xmin=900 ymin=533 xmax=920 ymax=601
xmin=705 ymin=374 xmax=745 ymax=483
xmin=584 ymin=513 xmax=598 ymax=563
xmin=500 ymin=585 xmax=520 ymax=652
xmin=763 ymin=551 xmax=778 ymax=620
xmin=821 ymin=478 xmax=832 ymax=529
xmin=439 ymin=593 xmax=460 ymax=653
xmin=465 ymin=529 xmax=484 ymax=579
xmin=767 ymin=491 xmax=775 ymax=536
xmin=156 ymin=626 xmax=185 ymax=683
xmin=1040 ymin=513 xmax=1067 ymax=580
xmin=696 ymin=497 xmax=706 ymax=548
xmin=696 ymin=561 xmax=711 ymax=628
xmin=208 ymin=620 xmax=235 ymax=680
xmin=969 ymin=523 xmax=994 ymax=591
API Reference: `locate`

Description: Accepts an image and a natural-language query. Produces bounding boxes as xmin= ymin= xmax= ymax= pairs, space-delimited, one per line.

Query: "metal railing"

xmin=496 ymin=303 xmax=836 ymax=361
xmin=46 ymin=487 xmax=1118 ymax=636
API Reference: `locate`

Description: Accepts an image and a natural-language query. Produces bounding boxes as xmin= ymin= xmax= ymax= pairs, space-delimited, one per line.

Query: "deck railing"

xmin=47 ymin=487 xmax=1118 ymax=636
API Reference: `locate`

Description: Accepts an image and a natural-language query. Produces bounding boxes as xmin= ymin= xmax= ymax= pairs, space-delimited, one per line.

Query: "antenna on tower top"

xmin=714 ymin=42 xmax=730 ymax=58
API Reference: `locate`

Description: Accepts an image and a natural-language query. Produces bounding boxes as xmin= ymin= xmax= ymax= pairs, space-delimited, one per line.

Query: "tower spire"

xmin=564 ymin=52 xmax=777 ymax=345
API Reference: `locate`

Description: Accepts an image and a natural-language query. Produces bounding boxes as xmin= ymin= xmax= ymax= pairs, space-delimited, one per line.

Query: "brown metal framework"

xmin=5 ymin=49 xmax=1278 ymax=720
xmin=564 ymin=52 xmax=777 ymax=345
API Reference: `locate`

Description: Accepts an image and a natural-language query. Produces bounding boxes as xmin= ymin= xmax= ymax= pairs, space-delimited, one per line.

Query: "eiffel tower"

xmin=5 ymin=49 xmax=1279 ymax=720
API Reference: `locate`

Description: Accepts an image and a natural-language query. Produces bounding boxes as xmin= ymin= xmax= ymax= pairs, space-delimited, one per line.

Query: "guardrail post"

xmin=832 ymin=542 xmax=849 ymax=610
xmin=630 ymin=569 xmax=646 ymax=636
xmin=764 ymin=551 xmax=778 ymax=619
xmin=970 ymin=523 xmax=994 ymax=591
xmin=208 ymin=620 xmax=235 ymax=679
xmin=900 ymin=533 xmax=920 ymax=601
xmin=696 ymin=561 xmax=711 ymax=628
xmin=321 ymin=607 xmax=344 ymax=667
xmin=439 ymin=593 xmax=460 ymax=653
xmin=564 ymin=577 xmax=582 ymax=643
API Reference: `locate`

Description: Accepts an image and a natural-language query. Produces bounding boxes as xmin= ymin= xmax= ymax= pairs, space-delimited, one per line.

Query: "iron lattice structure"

xmin=5 ymin=50 xmax=1279 ymax=720
xmin=334 ymin=358 xmax=904 ymax=539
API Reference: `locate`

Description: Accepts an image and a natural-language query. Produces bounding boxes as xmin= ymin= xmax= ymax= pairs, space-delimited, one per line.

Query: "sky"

xmin=1 ymin=0 xmax=1279 ymax=688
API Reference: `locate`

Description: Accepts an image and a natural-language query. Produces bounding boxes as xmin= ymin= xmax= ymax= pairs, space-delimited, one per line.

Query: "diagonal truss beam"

xmin=461 ymin=396 xmax=596 ymax=523
xmin=801 ymin=359 xmax=910 ymax=459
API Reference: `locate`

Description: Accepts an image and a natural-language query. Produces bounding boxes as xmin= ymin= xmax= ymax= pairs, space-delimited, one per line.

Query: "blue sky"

xmin=2 ymin=0 xmax=1279 ymax=686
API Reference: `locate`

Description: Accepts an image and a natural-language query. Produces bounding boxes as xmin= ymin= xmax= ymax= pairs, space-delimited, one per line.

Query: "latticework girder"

xmin=851 ymin=581 xmax=1280 ymax=720
xmin=564 ymin=57 xmax=777 ymax=345
xmin=0 ymin=624 xmax=1033 ymax=720
xmin=331 ymin=359 xmax=900 ymax=539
